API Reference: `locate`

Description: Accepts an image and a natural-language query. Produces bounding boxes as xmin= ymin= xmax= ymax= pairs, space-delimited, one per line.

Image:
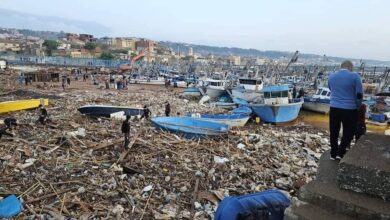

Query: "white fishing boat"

xmin=130 ymin=77 xmax=165 ymax=85
xmin=205 ymin=78 xmax=229 ymax=99
xmin=171 ymin=80 xmax=187 ymax=88
xmin=302 ymin=87 xmax=331 ymax=114
xmin=232 ymin=78 xmax=263 ymax=102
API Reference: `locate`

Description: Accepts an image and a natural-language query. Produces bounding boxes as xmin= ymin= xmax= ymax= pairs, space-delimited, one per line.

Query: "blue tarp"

xmin=215 ymin=189 xmax=290 ymax=220
xmin=0 ymin=195 xmax=22 ymax=218
xmin=369 ymin=113 xmax=387 ymax=123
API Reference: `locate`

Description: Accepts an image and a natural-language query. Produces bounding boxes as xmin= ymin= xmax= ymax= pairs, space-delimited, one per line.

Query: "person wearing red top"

xmin=355 ymin=103 xmax=367 ymax=141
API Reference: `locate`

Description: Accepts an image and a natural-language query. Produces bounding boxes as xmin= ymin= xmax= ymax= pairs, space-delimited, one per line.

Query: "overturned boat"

xmin=78 ymin=105 xmax=143 ymax=118
xmin=151 ymin=116 xmax=229 ymax=137
xmin=0 ymin=99 xmax=49 ymax=114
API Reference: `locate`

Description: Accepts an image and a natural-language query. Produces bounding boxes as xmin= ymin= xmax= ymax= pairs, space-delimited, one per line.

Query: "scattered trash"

xmin=0 ymin=71 xmax=331 ymax=219
xmin=143 ymin=185 xmax=153 ymax=192
xmin=214 ymin=155 xmax=230 ymax=164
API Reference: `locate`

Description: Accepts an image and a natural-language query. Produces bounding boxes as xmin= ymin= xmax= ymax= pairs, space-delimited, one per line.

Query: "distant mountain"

xmin=0 ymin=8 xmax=111 ymax=37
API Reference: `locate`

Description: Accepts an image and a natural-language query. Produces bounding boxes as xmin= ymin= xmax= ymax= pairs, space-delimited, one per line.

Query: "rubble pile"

xmin=0 ymin=73 xmax=329 ymax=219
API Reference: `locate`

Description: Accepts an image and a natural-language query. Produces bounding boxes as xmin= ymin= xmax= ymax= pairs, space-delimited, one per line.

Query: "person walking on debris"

xmin=0 ymin=117 xmax=17 ymax=139
xmin=121 ymin=115 xmax=131 ymax=148
xmin=37 ymin=104 xmax=48 ymax=125
xmin=140 ymin=105 xmax=151 ymax=120
xmin=328 ymin=60 xmax=363 ymax=160
xmin=165 ymin=102 xmax=171 ymax=116
xmin=62 ymin=77 xmax=66 ymax=90
xmin=4 ymin=117 xmax=17 ymax=129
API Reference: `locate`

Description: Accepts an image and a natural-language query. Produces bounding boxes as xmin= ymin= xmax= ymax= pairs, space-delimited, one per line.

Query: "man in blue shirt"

xmin=328 ymin=60 xmax=363 ymax=160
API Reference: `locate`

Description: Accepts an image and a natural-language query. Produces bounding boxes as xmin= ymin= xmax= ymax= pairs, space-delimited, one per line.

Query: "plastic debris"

xmin=0 ymin=195 xmax=23 ymax=218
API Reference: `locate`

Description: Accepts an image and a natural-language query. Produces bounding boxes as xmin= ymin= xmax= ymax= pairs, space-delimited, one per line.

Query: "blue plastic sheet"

xmin=0 ymin=195 xmax=22 ymax=218
xmin=215 ymin=189 xmax=290 ymax=220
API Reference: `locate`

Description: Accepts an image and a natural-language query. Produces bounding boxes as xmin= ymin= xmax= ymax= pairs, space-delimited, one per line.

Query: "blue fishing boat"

xmin=302 ymin=87 xmax=330 ymax=114
xmin=183 ymin=87 xmax=201 ymax=97
xmin=230 ymin=106 xmax=252 ymax=115
xmin=189 ymin=113 xmax=250 ymax=128
xmin=186 ymin=106 xmax=252 ymax=128
xmin=78 ymin=105 xmax=143 ymax=118
xmin=250 ymin=85 xmax=303 ymax=123
xmin=151 ymin=117 xmax=229 ymax=137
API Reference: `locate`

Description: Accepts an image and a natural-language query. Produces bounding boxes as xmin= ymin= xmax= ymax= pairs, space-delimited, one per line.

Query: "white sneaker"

xmin=330 ymin=157 xmax=336 ymax=161
xmin=336 ymin=156 xmax=342 ymax=160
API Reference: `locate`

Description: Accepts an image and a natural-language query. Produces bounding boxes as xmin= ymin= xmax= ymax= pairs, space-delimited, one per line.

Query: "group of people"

xmin=0 ymin=105 xmax=49 ymax=140
xmin=121 ymin=102 xmax=171 ymax=148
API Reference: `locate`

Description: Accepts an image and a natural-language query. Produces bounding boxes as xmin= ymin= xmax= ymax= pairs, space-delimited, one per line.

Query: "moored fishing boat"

xmin=78 ymin=105 xmax=143 ymax=118
xmin=302 ymin=87 xmax=330 ymax=114
xmin=250 ymin=85 xmax=303 ymax=123
xmin=151 ymin=116 xmax=229 ymax=137
xmin=0 ymin=99 xmax=49 ymax=114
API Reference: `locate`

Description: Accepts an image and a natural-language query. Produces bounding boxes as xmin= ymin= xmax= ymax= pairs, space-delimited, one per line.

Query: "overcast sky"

xmin=0 ymin=0 xmax=389 ymax=60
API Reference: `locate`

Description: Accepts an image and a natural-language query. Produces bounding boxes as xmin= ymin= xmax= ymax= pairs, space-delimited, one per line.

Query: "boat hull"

xmin=171 ymin=81 xmax=187 ymax=88
xmin=191 ymin=114 xmax=249 ymax=128
xmin=250 ymin=101 xmax=303 ymax=123
xmin=130 ymin=79 xmax=165 ymax=85
xmin=206 ymin=88 xmax=227 ymax=99
xmin=0 ymin=99 xmax=49 ymax=114
xmin=183 ymin=87 xmax=201 ymax=97
xmin=214 ymin=102 xmax=236 ymax=110
xmin=151 ymin=116 xmax=229 ymax=138
xmin=302 ymin=99 xmax=330 ymax=114
xmin=78 ymin=105 xmax=143 ymax=118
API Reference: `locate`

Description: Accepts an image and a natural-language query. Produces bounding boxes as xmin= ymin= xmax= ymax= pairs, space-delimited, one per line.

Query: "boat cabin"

xmin=238 ymin=78 xmax=263 ymax=91
xmin=262 ymin=85 xmax=290 ymax=105
xmin=313 ymin=87 xmax=331 ymax=99
xmin=206 ymin=79 xmax=229 ymax=89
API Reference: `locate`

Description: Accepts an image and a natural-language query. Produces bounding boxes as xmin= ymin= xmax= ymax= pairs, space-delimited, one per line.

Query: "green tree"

xmin=84 ymin=42 xmax=97 ymax=51
xmin=42 ymin=40 xmax=59 ymax=56
xmin=100 ymin=52 xmax=114 ymax=60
